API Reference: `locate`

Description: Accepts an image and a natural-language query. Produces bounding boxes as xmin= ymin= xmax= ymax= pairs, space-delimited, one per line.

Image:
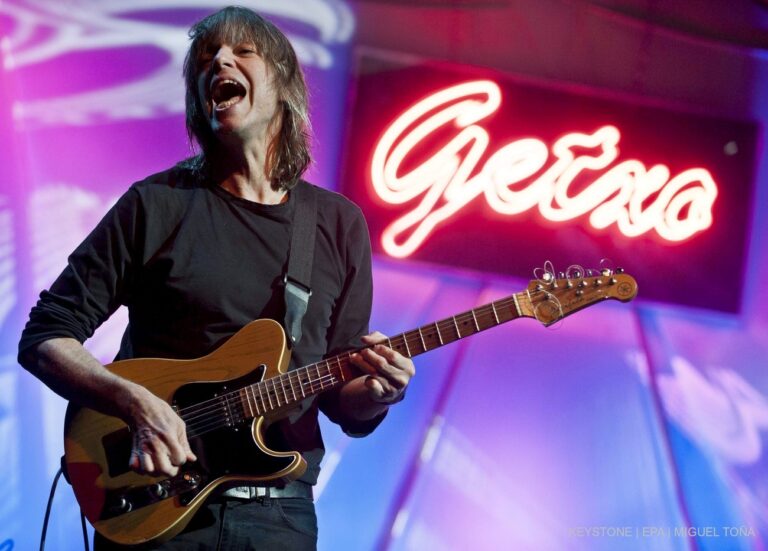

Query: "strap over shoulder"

xmin=283 ymin=182 xmax=317 ymax=346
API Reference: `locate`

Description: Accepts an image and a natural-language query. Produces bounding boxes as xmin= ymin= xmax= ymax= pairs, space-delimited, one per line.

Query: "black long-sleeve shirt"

xmin=19 ymin=163 xmax=383 ymax=484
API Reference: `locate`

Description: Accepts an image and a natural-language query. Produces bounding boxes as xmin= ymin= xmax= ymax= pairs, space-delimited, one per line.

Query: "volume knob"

xmin=113 ymin=496 xmax=132 ymax=513
xmin=152 ymin=483 xmax=169 ymax=499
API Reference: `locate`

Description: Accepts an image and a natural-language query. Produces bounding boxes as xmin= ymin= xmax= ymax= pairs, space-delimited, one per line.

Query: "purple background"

xmin=1 ymin=1 xmax=768 ymax=550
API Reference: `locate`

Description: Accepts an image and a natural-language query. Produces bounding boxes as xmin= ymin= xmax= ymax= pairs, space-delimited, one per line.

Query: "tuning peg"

xmin=615 ymin=267 xmax=624 ymax=274
xmin=601 ymin=268 xmax=611 ymax=276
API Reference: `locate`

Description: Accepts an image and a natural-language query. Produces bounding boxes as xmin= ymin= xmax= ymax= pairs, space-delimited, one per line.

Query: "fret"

xmin=512 ymin=293 xmax=522 ymax=316
xmin=271 ymin=379 xmax=282 ymax=407
xmin=242 ymin=388 xmax=254 ymax=418
xmin=453 ymin=316 xmax=462 ymax=338
xmin=491 ymin=302 xmax=500 ymax=324
xmin=298 ymin=367 xmax=307 ymax=398
xmin=471 ymin=309 xmax=480 ymax=331
xmin=435 ymin=322 xmax=444 ymax=345
xmin=322 ymin=362 xmax=329 ymax=388
xmin=278 ymin=375 xmax=288 ymax=405
xmin=387 ymin=334 xmax=408 ymax=358
xmin=288 ymin=372 xmax=297 ymax=402
xmin=249 ymin=386 xmax=261 ymax=415
xmin=260 ymin=381 xmax=273 ymax=411
xmin=315 ymin=363 xmax=322 ymax=390
xmin=336 ymin=356 xmax=346 ymax=382
xmin=402 ymin=335 xmax=412 ymax=357
xmin=417 ymin=327 xmax=427 ymax=351
xmin=327 ymin=363 xmax=336 ymax=387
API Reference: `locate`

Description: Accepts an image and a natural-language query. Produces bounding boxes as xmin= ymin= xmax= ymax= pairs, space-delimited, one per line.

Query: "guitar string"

xmin=182 ymin=285 xmax=599 ymax=436
xmin=184 ymin=372 xmax=339 ymax=435
xmin=188 ymin=370 xmax=342 ymax=426
xmin=186 ymin=278 xmax=622 ymax=435
xmin=185 ymin=374 xmax=340 ymax=437
xmin=186 ymin=378 xmax=332 ymax=437
xmin=177 ymin=288 xmax=575 ymax=433
xmin=177 ymin=294 xmax=530 ymax=430
xmin=176 ymin=358 xmax=348 ymax=422
xmin=183 ymin=370 xmax=346 ymax=435
xmin=180 ymin=299 xmax=511 ymax=431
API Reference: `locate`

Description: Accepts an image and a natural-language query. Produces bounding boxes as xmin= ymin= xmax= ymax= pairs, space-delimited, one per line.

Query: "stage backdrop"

xmin=1 ymin=1 xmax=767 ymax=551
xmin=341 ymin=56 xmax=758 ymax=313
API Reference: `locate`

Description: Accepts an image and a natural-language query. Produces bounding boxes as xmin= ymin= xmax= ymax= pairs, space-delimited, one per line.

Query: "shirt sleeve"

xmin=318 ymin=203 xmax=387 ymax=437
xmin=18 ymin=187 xmax=143 ymax=359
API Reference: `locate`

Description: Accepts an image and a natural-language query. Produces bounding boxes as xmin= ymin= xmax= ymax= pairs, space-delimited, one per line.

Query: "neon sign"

xmin=371 ymin=80 xmax=718 ymax=258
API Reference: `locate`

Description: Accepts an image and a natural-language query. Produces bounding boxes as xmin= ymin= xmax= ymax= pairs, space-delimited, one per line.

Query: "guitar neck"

xmin=183 ymin=271 xmax=635 ymax=434
xmin=234 ymin=293 xmax=524 ymax=419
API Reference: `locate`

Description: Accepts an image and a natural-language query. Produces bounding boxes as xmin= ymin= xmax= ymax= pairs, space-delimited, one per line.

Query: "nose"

xmin=211 ymin=46 xmax=235 ymax=70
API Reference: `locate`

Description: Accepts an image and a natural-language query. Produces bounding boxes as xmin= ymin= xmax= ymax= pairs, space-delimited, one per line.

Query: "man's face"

xmin=195 ymin=39 xmax=280 ymax=145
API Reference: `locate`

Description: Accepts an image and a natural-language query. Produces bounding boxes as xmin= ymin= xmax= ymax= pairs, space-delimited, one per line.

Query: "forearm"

xmin=21 ymin=337 xmax=196 ymax=476
xmin=19 ymin=337 xmax=144 ymax=423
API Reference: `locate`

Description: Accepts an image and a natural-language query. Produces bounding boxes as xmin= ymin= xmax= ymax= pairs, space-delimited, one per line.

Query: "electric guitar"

xmin=64 ymin=268 xmax=638 ymax=546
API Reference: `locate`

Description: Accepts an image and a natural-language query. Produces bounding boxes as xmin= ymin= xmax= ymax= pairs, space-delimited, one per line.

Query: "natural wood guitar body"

xmin=64 ymin=319 xmax=305 ymax=546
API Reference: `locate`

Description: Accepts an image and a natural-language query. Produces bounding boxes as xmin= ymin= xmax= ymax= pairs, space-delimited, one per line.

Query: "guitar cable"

xmin=81 ymin=510 xmax=90 ymax=551
xmin=39 ymin=467 xmax=62 ymax=551
xmin=39 ymin=466 xmax=90 ymax=551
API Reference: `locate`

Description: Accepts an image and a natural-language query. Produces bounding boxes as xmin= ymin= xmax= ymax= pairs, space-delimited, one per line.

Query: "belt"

xmin=220 ymin=482 xmax=313 ymax=501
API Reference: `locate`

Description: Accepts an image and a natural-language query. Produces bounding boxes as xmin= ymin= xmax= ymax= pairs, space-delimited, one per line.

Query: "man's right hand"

xmin=21 ymin=338 xmax=197 ymax=478
xmin=125 ymin=385 xmax=197 ymax=477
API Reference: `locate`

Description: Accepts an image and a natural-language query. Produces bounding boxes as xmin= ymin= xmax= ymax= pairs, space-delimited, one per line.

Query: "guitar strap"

xmin=283 ymin=181 xmax=317 ymax=347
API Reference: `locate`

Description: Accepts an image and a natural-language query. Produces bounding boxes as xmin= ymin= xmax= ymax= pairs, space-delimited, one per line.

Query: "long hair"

xmin=183 ymin=7 xmax=311 ymax=190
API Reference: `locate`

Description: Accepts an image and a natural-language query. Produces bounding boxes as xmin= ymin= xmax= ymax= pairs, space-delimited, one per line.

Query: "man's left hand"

xmin=350 ymin=331 xmax=415 ymax=405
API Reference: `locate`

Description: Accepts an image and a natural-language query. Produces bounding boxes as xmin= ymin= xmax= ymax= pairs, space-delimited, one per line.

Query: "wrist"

xmin=370 ymin=389 xmax=406 ymax=406
xmin=114 ymin=380 xmax=149 ymax=423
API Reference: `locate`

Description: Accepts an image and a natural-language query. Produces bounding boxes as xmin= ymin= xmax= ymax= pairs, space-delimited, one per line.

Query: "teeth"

xmin=215 ymin=96 xmax=242 ymax=110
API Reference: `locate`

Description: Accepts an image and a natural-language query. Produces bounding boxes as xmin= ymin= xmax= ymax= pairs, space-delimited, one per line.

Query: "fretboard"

xmin=184 ymin=292 xmax=525 ymax=436
xmin=248 ymin=292 xmax=523 ymax=414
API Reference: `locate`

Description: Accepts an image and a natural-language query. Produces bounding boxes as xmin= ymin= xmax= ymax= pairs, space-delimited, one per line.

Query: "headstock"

xmin=518 ymin=267 xmax=638 ymax=326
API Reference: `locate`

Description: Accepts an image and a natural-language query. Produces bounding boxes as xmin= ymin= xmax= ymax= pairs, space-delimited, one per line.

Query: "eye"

xmin=237 ymin=44 xmax=257 ymax=55
xmin=197 ymin=46 xmax=217 ymax=67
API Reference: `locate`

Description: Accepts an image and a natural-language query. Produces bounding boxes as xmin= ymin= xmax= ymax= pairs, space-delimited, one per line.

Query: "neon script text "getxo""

xmin=370 ymin=80 xmax=718 ymax=258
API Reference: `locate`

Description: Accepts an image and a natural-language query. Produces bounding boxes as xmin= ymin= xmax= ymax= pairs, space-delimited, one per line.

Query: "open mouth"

xmin=211 ymin=79 xmax=246 ymax=111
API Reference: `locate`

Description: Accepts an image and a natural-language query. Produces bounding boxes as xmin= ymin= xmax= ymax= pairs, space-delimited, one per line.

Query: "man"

xmin=18 ymin=6 xmax=414 ymax=550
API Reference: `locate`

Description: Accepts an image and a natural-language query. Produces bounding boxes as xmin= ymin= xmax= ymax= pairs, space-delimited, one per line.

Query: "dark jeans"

xmin=93 ymin=497 xmax=317 ymax=550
